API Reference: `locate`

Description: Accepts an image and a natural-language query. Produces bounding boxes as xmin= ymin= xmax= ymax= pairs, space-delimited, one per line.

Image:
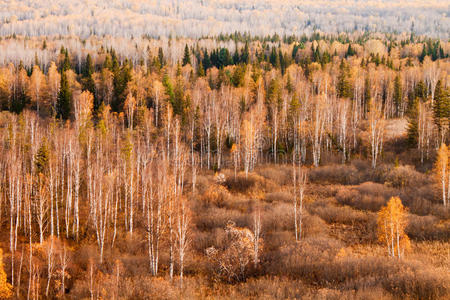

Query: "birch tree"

xmin=0 ymin=248 xmax=13 ymax=299
xmin=435 ymin=143 xmax=449 ymax=207
xmin=377 ymin=197 xmax=410 ymax=258
xmin=311 ymin=95 xmax=326 ymax=167
xmin=418 ymin=102 xmax=434 ymax=163
xmin=47 ymin=62 xmax=60 ymax=114
xmin=368 ymin=100 xmax=385 ymax=168
xmin=176 ymin=196 xmax=189 ymax=288
xmin=29 ymin=65 xmax=46 ymax=115
xmin=146 ymin=151 xmax=164 ymax=276
xmin=292 ymin=156 xmax=307 ymax=241
xmin=252 ymin=205 xmax=262 ymax=267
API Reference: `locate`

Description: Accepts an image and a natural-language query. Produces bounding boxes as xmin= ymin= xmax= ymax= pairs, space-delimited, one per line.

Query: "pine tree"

xmin=158 ymin=47 xmax=165 ymax=68
xmin=241 ymin=42 xmax=250 ymax=64
xmin=202 ymin=50 xmax=211 ymax=71
xmin=414 ymin=80 xmax=427 ymax=100
xmin=182 ymin=44 xmax=191 ymax=66
xmin=216 ymin=68 xmax=228 ymax=89
xmin=433 ymin=81 xmax=450 ymax=142
xmin=35 ymin=138 xmax=49 ymax=175
xmin=0 ymin=249 xmax=12 ymax=299
xmin=301 ymin=56 xmax=311 ymax=79
xmin=286 ymin=73 xmax=294 ymax=94
xmin=62 ymin=49 xmax=71 ymax=71
xmin=112 ymin=61 xmax=132 ymax=112
xmin=337 ymin=60 xmax=352 ymax=98
xmin=176 ymin=63 xmax=182 ymax=77
xmin=364 ymin=77 xmax=371 ymax=117
xmin=311 ymin=43 xmax=320 ymax=62
xmin=173 ymin=73 xmax=185 ymax=118
xmin=320 ymin=51 xmax=330 ymax=65
xmin=407 ymin=97 xmax=419 ymax=147
xmin=11 ymin=67 xmax=29 ymax=114
xmin=279 ymin=49 xmax=286 ymax=75
xmin=217 ymin=48 xmax=233 ymax=67
xmin=373 ymin=53 xmax=381 ymax=66
xmin=197 ymin=60 xmax=205 ymax=77
xmin=81 ymin=54 xmax=96 ymax=109
xmin=232 ymin=46 xmax=240 ymax=65
xmin=103 ymin=54 xmax=112 ymax=70
xmin=162 ymin=71 xmax=175 ymax=105
xmin=269 ymin=47 xmax=279 ymax=68
xmin=419 ymin=44 xmax=427 ymax=63
xmin=393 ymin=75 xmax=403 ymax=116
xmin=231 ymin=65 xmax=246 ymax=88
xmin=267 ymin=78 xmax=280 ymax=102
xmin=83 ymin=54 xmax=94 ymax=77
xmin=292 ymin=43 xmax=300 ymax=60
xmin=57 ymin=70 xmax=72 ymax=120
xmin=346 ymin=43 xmax=355 ymax=57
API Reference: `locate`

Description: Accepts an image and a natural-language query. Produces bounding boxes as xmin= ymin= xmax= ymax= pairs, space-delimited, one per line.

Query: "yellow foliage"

xmin=434 ymin=143 xmax=449 ymax=206
xmin=230 ymin=143 xmax=238 ymax=153
xmin=435 ymin=143 xmax=448 ymax=178
xmin=249 ymin=189 xmax=265 ymax=200
xmin=336 ymin=247 xmax=351 ymax=258
xmin=377 ymin=197 xmax=410 ymax=258
xmin=203 ymin=184 xmax=229 ymax=205
xmin=0 ymin=249 xmax=12 ymax=299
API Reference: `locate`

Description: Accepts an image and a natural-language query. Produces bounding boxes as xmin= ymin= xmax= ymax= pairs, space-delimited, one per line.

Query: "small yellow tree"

xmin=435 ymin=143 xmax=449 ymax=206
xmin=377 ymin=197 xmax=410 ymax=258
xmin=231 ymin=143 xmax=239 ymax=179
xmin=0 ymin=248 xmax=13 ymax=299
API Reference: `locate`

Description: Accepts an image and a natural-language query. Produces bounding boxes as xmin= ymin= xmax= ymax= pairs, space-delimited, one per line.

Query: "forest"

xmin=0 ymin=31 xmax=448 ymax=299
xmin=0 ymin=0 xmax=448 ymax=38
